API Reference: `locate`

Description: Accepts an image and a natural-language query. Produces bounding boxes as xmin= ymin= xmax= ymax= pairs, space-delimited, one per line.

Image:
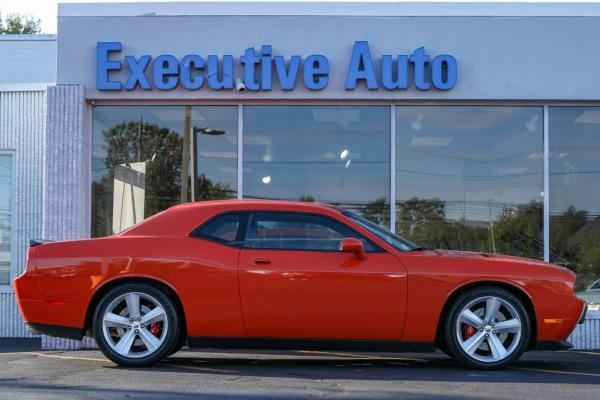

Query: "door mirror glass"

xmin=340 ymin=238 xmax=367 ymax=260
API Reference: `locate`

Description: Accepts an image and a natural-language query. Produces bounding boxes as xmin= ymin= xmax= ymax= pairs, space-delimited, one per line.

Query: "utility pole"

xmin=489 ymin=199 xmax=496 ymax=254
xmin=180 ymin=106 xmax=192 ymax=203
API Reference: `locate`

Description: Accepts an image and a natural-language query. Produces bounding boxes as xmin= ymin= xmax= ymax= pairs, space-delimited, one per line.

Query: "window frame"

xmin=243 ymin=211 xmax=383 ymax=253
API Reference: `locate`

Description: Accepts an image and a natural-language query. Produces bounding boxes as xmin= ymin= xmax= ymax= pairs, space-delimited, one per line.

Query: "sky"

xmin=1 ymin=0 xmax=598 ymax=34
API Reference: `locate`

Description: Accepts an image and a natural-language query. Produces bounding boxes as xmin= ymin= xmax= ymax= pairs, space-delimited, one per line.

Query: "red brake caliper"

xmin=150 ymin=322 xmax=161 ymax=336
xmin=462 ymin=324 xmax=476 ymax=339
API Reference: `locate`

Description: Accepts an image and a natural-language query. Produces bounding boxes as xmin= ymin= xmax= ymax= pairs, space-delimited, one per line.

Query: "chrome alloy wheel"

xmin=102 ymin=292 xmax=168 ymax=359
xmin=455 ymin=295 xmax=522 ymax=363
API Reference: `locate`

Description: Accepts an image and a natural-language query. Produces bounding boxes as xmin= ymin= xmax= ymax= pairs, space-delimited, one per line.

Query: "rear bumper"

xmin=27 ymin=323 xmax=85 ymax=341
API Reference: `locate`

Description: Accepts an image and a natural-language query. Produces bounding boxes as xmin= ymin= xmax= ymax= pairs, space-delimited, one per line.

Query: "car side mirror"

xmin=340 ymin=238 xmax=367 ymax=260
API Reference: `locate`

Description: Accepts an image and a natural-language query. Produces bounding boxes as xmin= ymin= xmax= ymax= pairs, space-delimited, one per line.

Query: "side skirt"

xmin=187 ymin=337 xmax=436 ymax=352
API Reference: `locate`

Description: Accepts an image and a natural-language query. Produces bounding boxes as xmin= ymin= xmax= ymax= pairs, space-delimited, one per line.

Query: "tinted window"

xmin=193 ymin=213 xmax=242 ymax=245
xmin=245 ymin=212 xmax=376 ymax=252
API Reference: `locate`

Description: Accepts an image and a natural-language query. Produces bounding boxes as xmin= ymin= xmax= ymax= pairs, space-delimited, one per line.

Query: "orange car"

xmin=14 ymin=200 xmax=586 ymax=369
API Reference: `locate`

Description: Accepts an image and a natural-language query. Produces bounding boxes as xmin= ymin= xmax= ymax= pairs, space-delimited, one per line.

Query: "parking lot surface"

xmin=0 ymin=345 xmax=599 ymax=399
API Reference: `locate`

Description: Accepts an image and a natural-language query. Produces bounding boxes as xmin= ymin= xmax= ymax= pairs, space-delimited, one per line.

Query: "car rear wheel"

xmin=444 ymin=286 xmax=530 ymax=369
xmin=93 ymin=283 xmax=180 ymax=367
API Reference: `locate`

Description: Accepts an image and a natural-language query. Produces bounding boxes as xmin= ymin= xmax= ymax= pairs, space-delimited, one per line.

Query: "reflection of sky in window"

xmin=549 ymin=107 xmax=600 ymax=216
xmin=0 ymin=154 xmax=11 ymax=285
xmin=395 ymin=106 xmax=544 ymax=222
xmin=243 ymin=106 xmax=390 ymax=207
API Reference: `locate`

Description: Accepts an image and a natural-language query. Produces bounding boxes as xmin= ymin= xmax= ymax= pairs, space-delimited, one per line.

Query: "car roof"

xmin=120 ymin=199 xmax=346 ymax=237
xmin=170 ymin=199 xmax=344 ymax=212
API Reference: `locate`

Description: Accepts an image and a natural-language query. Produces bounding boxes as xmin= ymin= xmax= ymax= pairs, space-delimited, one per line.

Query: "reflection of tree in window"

xmin=92 ymin=121 xmax=233 ymax=237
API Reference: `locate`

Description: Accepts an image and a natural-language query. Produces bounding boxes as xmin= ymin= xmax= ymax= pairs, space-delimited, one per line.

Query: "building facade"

xmin=1 ymin=2 xmax=599 ymax=349
xmin=0 ymin=34 xmax=55 ymax=339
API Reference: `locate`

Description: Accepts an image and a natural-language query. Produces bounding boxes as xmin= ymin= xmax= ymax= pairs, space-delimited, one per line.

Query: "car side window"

xmin=245 ymin=212 xmax=377 ymax=252
xmin=192 ymin=213 xmax=244 ymax=246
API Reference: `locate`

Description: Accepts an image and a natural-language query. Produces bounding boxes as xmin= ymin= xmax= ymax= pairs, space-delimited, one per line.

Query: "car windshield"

xmin=343 ymin=212 xmax=422 ymax=252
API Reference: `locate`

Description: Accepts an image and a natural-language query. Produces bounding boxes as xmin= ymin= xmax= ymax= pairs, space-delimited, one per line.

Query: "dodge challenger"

xmin=14 ymin=200 xmax=586 ymax=368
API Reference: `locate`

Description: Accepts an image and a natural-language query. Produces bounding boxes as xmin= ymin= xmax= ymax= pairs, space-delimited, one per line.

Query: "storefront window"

xmin=549 ymin=107 xmax=600 ymax=292
xmin=0 ymin=154 xmax=12 ymax=285
xmin=243 ymin=106 xmax=391 ymax=224
xmin=395 ymin=106 xmax=544 ymax=258
xmin=92 ymin=106 xmax=237 ymax=237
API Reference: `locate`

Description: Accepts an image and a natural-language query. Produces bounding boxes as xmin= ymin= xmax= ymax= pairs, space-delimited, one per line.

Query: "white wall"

xmin=0 ymin=35 xmax=56 ymax=86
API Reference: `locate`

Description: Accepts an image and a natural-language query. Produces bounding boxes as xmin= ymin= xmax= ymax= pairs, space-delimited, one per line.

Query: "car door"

xmin=237 ymin=211 xmax=408 ymax=340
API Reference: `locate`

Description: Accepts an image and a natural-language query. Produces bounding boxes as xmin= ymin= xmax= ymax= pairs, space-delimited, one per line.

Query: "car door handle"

xmin=254 ymin=257 xmax=271 ymax=265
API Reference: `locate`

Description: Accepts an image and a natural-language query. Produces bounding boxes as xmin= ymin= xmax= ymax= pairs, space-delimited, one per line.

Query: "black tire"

xmin=93 ymin=283 xmax=180 ymax=367
xmin=169 ymin=335 xmax=186 ymax=356
xmin=444 ymin=286 xmax=531 ymax=370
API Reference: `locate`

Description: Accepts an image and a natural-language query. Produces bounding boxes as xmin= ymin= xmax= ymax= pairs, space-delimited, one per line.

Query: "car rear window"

xmin=191 ymin=213 xmax=244 ymax=246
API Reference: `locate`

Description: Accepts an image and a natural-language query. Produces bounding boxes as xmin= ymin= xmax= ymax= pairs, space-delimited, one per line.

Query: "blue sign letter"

xmin=208 ymin=55 xmax=234 ymax=90
xmin=431 ymin=54 xmax=457 ymax=90
xmin=381 ymin=55 xmax=408 ymax=90
xmin=410 ymin=47 xmax=431 ymax=90
xmin=180 ymin=54 xmax=205 ymax=90
xmin=261 ymin=45 xmax=273 ymax=91
xmin=97 ymin=42 xmax=122 ymax=90
xmin=153 ymin=55 xmax=179 ymax=90
xmin=240 ymin=47 xmax=260 ymax=91
xmin=304 ymin=55 xmax=329 ymax=90
xmin=124 ymin=55 xmax=152 ymax=90
xmin=345 ymin=41 xmax=377 ymax=90
xmin=274 ymin=56 xmax=301 ymax=90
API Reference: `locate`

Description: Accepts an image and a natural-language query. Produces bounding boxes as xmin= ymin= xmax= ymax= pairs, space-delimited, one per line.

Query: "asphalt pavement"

xmin=0 ymin=342 xmax=599 ymax=399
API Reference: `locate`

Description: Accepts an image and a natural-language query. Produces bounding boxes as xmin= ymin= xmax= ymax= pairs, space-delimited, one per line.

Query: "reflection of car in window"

xmin=577 ymin=279 xmax=600 ymax=310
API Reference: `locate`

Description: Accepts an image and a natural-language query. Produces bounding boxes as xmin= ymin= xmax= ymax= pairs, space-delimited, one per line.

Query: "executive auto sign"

xmin=97 ymin=41 xmax=457 ymax=92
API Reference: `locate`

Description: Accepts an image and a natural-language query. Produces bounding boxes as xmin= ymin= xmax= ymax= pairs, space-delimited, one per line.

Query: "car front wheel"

xmin=93 ymin=283 xmax=180 ymax=367
xmin=444 ymin=286 xmax=531 ymax=369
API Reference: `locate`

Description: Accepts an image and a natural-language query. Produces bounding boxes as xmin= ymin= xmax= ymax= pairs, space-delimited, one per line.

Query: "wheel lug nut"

xmin=479 ymin=328 xmax=484 ymax=332
xmin=483 ymin=321 xmax=487 ymax=324
xmin=492 ymin=330 xmax=496 ymax=334
xmin=485 ymin=333 xmax=489 ymax=337
xmin=137 ymin=316 xmax=141 ymax=321
xmin=134 ymin=329 xmax=139 ymax=333
xmin=140 ymin=324 xmax=145 ymax=328
xmin=491 ymin=322 xmax=495 ymax=326
xmin=129 ymin=318 xmax=133 ymax=322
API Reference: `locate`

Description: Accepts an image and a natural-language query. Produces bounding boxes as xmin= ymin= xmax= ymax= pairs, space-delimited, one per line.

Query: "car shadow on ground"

xmin=109 ymin=350 xmax=600 ymax=385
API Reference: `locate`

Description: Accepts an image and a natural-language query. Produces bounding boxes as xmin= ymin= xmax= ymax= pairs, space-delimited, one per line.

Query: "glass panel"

xmin=191 ymin=106 xmax=238 ymax=201
xmin=243 ymin=106 xmax=391 ymax=225
xmin=0 ymin=154 xmax=11 ymax=285
xmin=245 ymin=212 xmax=375 ymax=251
xmin=92 ymin=106 xmax=237 ymax=237
xmin=395 ymin=106 xmax=544 ymax=258
xmin=549 ymin=107 xmax=600 ymax=293
xmin=194 ymin=213 xmax=241 ymax=243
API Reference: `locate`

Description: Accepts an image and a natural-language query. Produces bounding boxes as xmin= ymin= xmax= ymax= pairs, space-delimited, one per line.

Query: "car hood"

xmin=430 ymin=249 xmax=568 ymax=272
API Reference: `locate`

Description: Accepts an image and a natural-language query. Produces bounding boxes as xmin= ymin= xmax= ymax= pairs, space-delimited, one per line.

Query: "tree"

xmin=0 ymin=14 xmax=41 ymax=34
xmin=360 ymin=197 xmax=389 ymax=226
